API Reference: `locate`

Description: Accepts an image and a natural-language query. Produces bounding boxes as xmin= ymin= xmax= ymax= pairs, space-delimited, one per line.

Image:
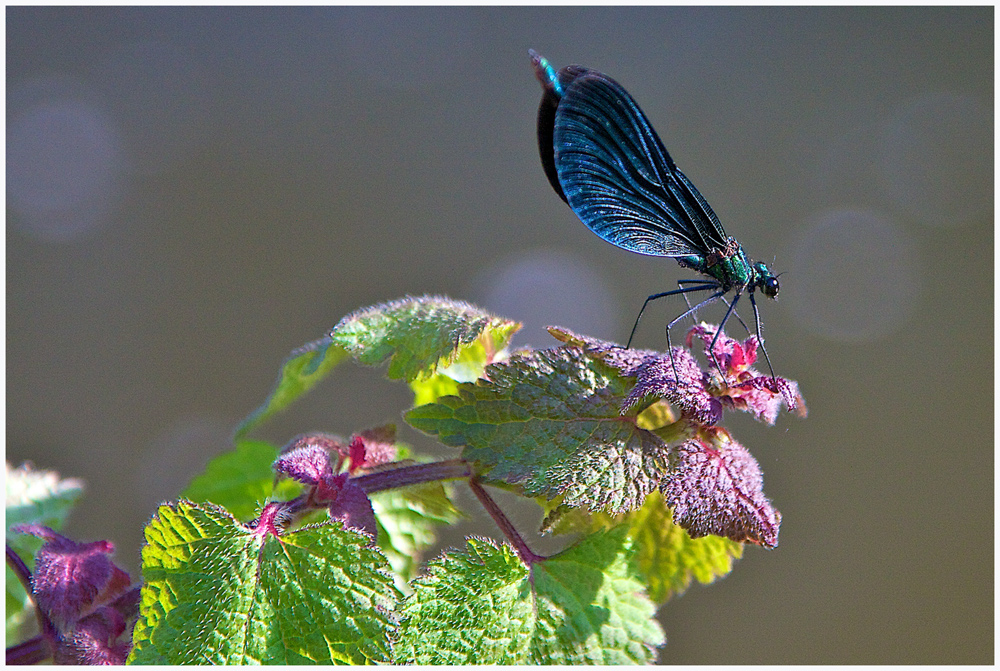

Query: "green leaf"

xmin=129 ymin=500 xmax=399 ymax=665
xmin=529 ymin=527 xmax=665 ymax=663
xmin=181 ymin=441 xmax=301 ymax=521
xmin=408 ymin=325 xmax=515 ymax=405
xmin=406 ymin=347 xmax=670 ymax=514
xmin=396 ymin=526 xmax=664 ymax=664
xmin=409 ymin=373 xmax=461 ymax=407
xmin=540 ymin=492 xmax=743 ymax=604
xmin=330 ymin=295 xmax=519 ymax=382
xmin=236 ymin=295 xmax=519 ymax=438
xmin=181 ymin=440 xmax=459 ymax=590
xmin=617 ymin=491 xmax=743 ymax=604
xmin=370 ymin=482 xmax=463 ymax=590
xmin=235 ymin=336 xmax=349 ymax=439
xmin=395 ymin=537 xmax=532 ymax=664
xmin=6 ymin=462 xmax=84 ymax=642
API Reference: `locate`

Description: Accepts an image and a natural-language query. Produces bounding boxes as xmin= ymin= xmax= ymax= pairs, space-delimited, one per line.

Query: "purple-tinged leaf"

xmin=274 ymin=442 xmax=335 ymax=486
xmin=11 ymin=525 xmax=138 ymax=665
xmin=6 ymin=462 xmax=85 ymax=645
xmin=328 ymin=477 xmax=378 ymax=541
xmin=271 ymin=433 xmax=379 ymax=540
xmin=686 ymin=323 xmax=807 ymax=424
xmin=350 ymin=424 xmax=398 ymax=471
xmin=547 ymin=326 xmax=721 ymax=425
xmin=12 ymin=525 xmax=131 ymax=632
xmin=726 ymin=374 xmax=807 ymax=424
xmin=686 ymin=322 xmax=763 ymax=372
xmin=407 ymin=347 xmax=671 ymax=514
xmin=660 ymin=430 xmax=781 ymax=548
xmin=273 ymin=433 xmax=348 ymax=504
xmin=550 ymin=323 xmax=805 ymax=426
xmin=276 ymin=433 xmax=347 ymax=474
xmin=60 ymin=604 xmax=131 ymax=665
xmin=349 ymin=436 xmax=367 ymax=472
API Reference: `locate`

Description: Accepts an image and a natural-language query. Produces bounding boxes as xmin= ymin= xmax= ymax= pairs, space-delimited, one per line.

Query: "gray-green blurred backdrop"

xmin=7 ymin=6 xmax=992 ymax=664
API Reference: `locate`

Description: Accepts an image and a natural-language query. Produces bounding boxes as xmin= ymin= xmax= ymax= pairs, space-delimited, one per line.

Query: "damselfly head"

xmin=755 ymin=263 xmax=780 ymax=298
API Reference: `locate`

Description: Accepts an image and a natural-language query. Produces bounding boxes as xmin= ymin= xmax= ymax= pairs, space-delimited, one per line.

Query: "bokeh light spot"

xmin=8 ymin=78 xmax=122 ymax=242
xmin=470 ymin=248 xmax=620 ymax=348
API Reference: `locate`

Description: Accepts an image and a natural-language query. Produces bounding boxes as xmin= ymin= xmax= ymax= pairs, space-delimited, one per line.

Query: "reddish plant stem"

xmin=268 ymin=460 xmax=473 ymax=529
xmin=6 ymin=635 xmax=50 ymax=665
xmin=354 ymin=458 xmax=471 ymax=494
xmin=467 ymin=477 xmax=546 ymax=566
xmin=282 ymin=459 xmax=547 ymax=566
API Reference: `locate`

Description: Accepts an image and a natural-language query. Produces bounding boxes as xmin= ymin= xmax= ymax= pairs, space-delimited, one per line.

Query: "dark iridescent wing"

xmin=550 ymin=68 xmax=729 ymax=258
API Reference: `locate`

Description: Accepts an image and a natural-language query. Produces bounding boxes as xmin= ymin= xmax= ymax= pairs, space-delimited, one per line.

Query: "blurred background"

xmin=7 ymin=7 xmax=992 ymax=663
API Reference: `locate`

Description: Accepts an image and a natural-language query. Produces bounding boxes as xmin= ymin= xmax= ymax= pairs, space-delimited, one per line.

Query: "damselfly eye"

xmin=763 ymin=276 xmax=780 ymax=298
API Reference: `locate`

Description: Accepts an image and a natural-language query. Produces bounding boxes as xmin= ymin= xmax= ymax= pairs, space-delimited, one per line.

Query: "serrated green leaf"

xmin=6 ymin=462 xmax=84 ymax=642
xmin=620 ymin=491 xmax=743 ymax=604
xmin=529 ymin=526 xmax=665 ymax=664
xmin=236 ymin=296 xmax=519 ymax=438
xmin=129 ymin=500 xmax=399 ymax=665
xmin=181 ymin=440 xmax=459 ymax=589
xmin=396 ymin=527 xmax=664 ymax=664
xmin=409 ymin=373 xmax=462 ymax=407
xmin=395 ymin=537 xmax=533 ymax=664
xmin=181 ymin=441 xmax=300 ymax=521
xmin=330 ymin=295 xmax=519 ymax=382
xmin=406 ymin=347 xmax=670 ymax=514
xmin=370 ymin=482 xmax=463 ymax=590
xmin=408 ymin=328 xmax=514 ymax=406
xmin=235 ymin=336 xmax=349 ymax=439
xmin=540 ymin=491 xmax=743 ymax=604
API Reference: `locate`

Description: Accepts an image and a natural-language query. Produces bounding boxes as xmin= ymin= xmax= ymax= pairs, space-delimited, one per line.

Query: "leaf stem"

xmin=468 ymin=478 xmax=546 ymax=566
xmin=6 ymin=634 xmax=51 ymax=665
xmin=354 ymin=458 xmax=471 ymax=494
